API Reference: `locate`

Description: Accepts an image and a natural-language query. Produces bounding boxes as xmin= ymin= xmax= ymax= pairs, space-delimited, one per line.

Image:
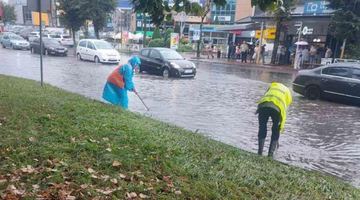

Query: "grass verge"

xmin=0 ymin=75 xmax=359 ymax=199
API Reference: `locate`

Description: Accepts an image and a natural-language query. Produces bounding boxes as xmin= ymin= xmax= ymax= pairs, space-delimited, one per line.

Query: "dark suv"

xmin=30 ymin=38 xmax=68 ymax=56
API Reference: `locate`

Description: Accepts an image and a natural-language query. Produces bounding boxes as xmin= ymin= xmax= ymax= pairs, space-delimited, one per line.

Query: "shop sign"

xmin=255 ymin=28 xmax=276 ymax=39
xmin=304 ymin=1 xmax=331 ymax=14
xmin=217 ymin=16 xmax=231 ymax=22
xmin=193 ymin=30 xmax=200 ymax=41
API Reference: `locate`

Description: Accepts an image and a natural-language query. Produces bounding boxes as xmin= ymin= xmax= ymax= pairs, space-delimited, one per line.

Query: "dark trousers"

xmin=258 ymin=107 xmax=280 ymax=142
xmin=241 ymin=52 xmax=247 ymax=63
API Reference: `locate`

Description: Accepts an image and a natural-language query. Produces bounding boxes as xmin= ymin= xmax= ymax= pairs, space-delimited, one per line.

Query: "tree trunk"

xmin=72 ymin=28 xmax=76 ymax=55
xmin=142 ymin=13 xmax=147 ymax=47
xmin=196 ymin=17 xmax=205 ymax=58
xmin=271 ymin=20 xmax=282 ymax=64
xmin=94 ymin=23 xmax=100 ymax=39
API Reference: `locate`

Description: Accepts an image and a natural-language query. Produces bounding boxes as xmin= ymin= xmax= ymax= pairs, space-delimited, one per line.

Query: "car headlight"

xmin=170 ymin=62 xmax=181 ymax=69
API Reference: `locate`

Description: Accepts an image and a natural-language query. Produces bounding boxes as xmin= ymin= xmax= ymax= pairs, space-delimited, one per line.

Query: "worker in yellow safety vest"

xmin=256 ymin=82 xmax=292 ymax=157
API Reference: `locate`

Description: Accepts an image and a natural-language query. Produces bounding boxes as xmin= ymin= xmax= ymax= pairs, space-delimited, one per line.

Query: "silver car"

xmin=1 ymin=34 xmax=30 ymax=50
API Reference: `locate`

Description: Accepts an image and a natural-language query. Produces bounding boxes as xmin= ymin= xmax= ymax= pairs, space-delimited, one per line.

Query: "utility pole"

xmin=38 ymin=0 xmax=44 ymax=87
xmin=256 ymin=21 xmax=264 ymax=64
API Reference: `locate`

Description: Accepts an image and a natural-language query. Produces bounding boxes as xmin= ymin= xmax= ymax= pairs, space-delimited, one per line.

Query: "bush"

xmin=177 ymin=44 xmax=193 ymax=52
xmin=152 ymin=27 xmax=162 ymax=39
xmin=148 ymin=38 xmax=165 ymax=47
xmin=180 ymin=37 xmax=189 ymax=45
xmin=165 ymin=38 xmax=171 ymax=48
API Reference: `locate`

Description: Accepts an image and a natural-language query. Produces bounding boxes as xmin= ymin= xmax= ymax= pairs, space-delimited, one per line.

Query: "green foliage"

xmin=0 ymin=2 xmax=16 ymax=24
xmin=148 ymin=38 xmax=165 ymax=47
xmin=180 ymin=37 xmax=189 ymax=45
xmin=1 ymin=75 xmax=360 ymax=199
xmin=328 ymin=0 xmax=360 ymax=41
xmin=152 ymin=27 xmax=162 ymax=39
xmin=345 ymin=44 xmax=360 ymax=59
xmin=177 ymin=43 xmax=193 ymax=52
xmin=82 ymin=0 xmax=116 ymax=39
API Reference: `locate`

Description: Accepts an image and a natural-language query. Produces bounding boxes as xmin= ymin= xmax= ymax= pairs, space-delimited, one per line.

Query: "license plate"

xmin=184 ymin=69 xmax=193 ymax=73
xmin=58 ymin=50 xmax=64 ymax=53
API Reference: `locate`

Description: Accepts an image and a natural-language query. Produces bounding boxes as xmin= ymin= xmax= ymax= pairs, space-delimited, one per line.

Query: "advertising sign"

xmin=170 ymin=33 xmax=179 ymax=49
xmin=192 ymin=30 xmax=200 ymax=41
xmin=304 ymin=1 xmax=331 ymax=14
xmin=31 ymin=12 xmax=49 ymax=26
xmin=27 ymin=0 xmax=51 ymax=12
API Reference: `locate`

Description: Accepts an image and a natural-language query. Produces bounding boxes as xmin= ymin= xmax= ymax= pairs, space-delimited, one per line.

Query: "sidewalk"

xmin=181 ymin=52 xmax=297 ymax=74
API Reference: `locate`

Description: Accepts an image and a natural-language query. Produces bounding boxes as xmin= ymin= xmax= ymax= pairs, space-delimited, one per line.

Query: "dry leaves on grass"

xmin=20 ymin=165 xmax=37 ymax=174
xmin=126 ymin=192 xmax=137 ymax=199
xmin=112 ymin=161 xmax=122 ymax=167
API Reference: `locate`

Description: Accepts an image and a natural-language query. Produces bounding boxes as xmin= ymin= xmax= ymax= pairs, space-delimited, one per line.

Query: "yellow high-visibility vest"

xmin=258 ymin=82 xmax=292 ymax=132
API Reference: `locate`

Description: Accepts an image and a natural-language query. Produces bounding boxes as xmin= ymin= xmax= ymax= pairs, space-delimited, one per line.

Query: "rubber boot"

xmin=268 ymin=140 xmax=278 ymax=158
xmin=258 ymin=138 xmax=265 ymax=155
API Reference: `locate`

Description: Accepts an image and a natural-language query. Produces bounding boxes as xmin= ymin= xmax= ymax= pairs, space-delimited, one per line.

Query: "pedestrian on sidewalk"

xmin=102 ymin=56 xmax=141 ymax=109
xmin=249 ymin=44 xmax=255 ymax=63
xmin=235 ymin=44 xmax=241 ymax=60
xmin=240 ymin=41 xmax=249 ymax=63
xmin=260 ymin=44 xmax=266 ymax=65
xmin=256 ymin=82 xmax=292 ymax=157
xmin=207 ymin=44 xmax=215 ymax=59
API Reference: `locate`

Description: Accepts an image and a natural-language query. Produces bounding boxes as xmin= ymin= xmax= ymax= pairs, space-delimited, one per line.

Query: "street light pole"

xmin=38 ymin=0 xmax=44 ymax=87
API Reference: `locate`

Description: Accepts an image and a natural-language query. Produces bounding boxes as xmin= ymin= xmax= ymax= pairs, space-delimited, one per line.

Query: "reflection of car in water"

xmin=293 ymin=63 xmax=360 ymax=105
xmin=138 ymin=48 xmax=197 ymax=78
xmin=30 ymin=38 xmax=68 ymax=56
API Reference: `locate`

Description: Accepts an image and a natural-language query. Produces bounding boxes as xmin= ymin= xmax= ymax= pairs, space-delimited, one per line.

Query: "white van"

xmin=76 ymin=39 xmax=120 ymax=64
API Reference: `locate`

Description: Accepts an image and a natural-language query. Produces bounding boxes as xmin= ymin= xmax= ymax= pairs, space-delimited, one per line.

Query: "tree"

xmin=251 ymin=0 xmax=294 ymax=64
xmin=58 ymin=0 xmax=86 ymax=46
xmin=0 ymin=2 xmax=16 ymax=24
xmin=190 ymin=0 xmax=227 ymax=58
xmin=84 ymin=0 xmax=116 ymax=39
xmin=328 ymin=0 xmax=360 ymax=58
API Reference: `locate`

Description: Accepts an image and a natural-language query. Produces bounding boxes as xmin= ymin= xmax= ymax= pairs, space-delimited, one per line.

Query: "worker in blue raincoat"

xmin=102 ymin=56 xmax=141 ymax=109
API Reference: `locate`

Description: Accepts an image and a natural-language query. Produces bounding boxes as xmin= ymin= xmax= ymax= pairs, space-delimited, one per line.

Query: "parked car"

xmin=19 ymin=27 xmax=35 ymax=40
xmin=30 ymin=38 xmax=68 ymax=56
xmin=56 ymin=34 xmax=74 ymax=46
xmin=28 ymin=32 xmax=40 ymax=42
xmin=138 ymin=48 xmax=197 ymax=78
xmin=0 ymin=32 xmax=17 ymax=45
xmin=293 ymin=63 xmax=360 ymax=105
xmin=1 ymin=34 xmax=30 ymax=50
xmin=76 ymin=39 xmax=120 ymax=64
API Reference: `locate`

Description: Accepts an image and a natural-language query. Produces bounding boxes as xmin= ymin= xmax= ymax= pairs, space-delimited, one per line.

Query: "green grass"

xmin=0 ymin=75 xmax=359 ymax=199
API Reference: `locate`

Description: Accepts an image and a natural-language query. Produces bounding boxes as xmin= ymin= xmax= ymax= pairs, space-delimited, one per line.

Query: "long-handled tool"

xmin=134 ymin=91 xmax=150 ymax=111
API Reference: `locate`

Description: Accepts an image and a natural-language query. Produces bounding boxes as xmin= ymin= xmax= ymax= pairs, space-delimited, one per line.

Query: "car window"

xmin=141 ymin=49 xmax=149 ymax=57
xmin=87 ymin=42 xmax=95 ymax=50
xmin=34 ymin=38 xmax=40 ymax=43
xmin=79 ymin=41 xmax=86 ymax=47
xmin=62 ymin=35 xmax=71 ymax=39
xmin=322 ymin=67 xmax=351 ymax=78
xmin=51 ymin=35 xmax=61 ymax=38
xmin=352 ymin=69 xmax=360 ymax=80
xmin=149 ymin=50 xmax=161 ymax=59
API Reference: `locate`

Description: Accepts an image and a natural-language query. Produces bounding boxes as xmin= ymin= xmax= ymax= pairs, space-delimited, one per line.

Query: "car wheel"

xmin=77 ymin=53 xmax=82 ymax=61
xmin=305 ymin=85 xmax=321 ymax=100
xmin=94 ymin=56 xmax=100 ymax=64
xmin=162 ymin=68 xmax=170 ymax=78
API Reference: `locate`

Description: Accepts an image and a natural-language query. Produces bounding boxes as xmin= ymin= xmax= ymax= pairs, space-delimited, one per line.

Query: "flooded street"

xmin=1 ymin=47 xmax=359 ymax=187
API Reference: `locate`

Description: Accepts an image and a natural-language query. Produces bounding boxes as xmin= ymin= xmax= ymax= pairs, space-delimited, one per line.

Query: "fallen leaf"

xmin=126 ymin=192 xmax=137 ymax=198
xmin=70 ymin=137 xmax=76 ymax=143
xmin=175 ymin=190 xmax=182 ymax=195
xmin=112 ymin=161 xmax=122 ymax=167
xmin=91 ymin=174 xmax=98 ymax=179
xmin=139 ymin=193 xmax=149 ymax=199
xmin=106 ymin=148 xmax=112 ymax=152
xmin=0 ymin=179 xmax=7 ymax=183
xmin=89 ymin=139 xmax=97 ymax=143
xmin=100 ymin=175 xmax=110 ymax=181
xmin=110 ymin=178 xmax=118 ymax=184
xmin=96 ymin=188 xmax=116 ymax=195
xmin=20 ymin=165 xmax=36 ymax=174
xmin=66 ymin=195 xmax=76 ymax=200
xmin=102 ymin=137 xmax=109 ymax=141
xmin=32 ymin=184 xmax=40 ymax=190
xmin=80 ymin=184 xmax=88 ymax=189
xmin=87 ymin=168 xmax=96 ymax=174
xmin=119 ymin=173 xmax=126 ymax=179
xmin=7 ymin=184 xmax=25 ymax=196
xmin=29 ymin=137 xmax=36 ymax=142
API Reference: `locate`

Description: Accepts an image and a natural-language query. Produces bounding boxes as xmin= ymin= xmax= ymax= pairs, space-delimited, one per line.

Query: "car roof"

xmin=326 ymin=63 xmax=360 ymax=69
